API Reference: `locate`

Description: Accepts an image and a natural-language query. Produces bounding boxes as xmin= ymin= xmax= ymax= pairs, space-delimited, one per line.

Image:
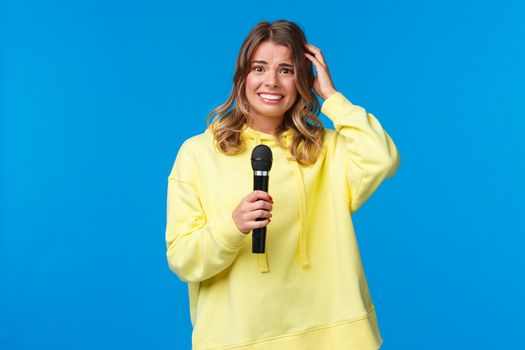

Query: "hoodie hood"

xmin=240 ymin=124 xmax=310 ymax=273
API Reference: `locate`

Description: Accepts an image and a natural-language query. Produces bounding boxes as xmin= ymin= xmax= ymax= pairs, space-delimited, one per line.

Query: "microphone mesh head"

xmin=251 ymin=145 xmax=273 ymax=171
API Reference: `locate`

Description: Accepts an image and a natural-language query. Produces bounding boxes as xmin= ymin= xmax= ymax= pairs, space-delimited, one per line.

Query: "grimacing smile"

xmin=257 ymin=93 xmax=284 ymax=101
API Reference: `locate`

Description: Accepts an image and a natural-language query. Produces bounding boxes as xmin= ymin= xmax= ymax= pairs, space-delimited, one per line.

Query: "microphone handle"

xmin=252 ymin=175 xmax=269 ymax=253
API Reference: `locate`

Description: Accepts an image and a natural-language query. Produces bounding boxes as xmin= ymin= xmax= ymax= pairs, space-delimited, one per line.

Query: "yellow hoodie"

xmin=165 ymin=92 xmax=400 ymax=350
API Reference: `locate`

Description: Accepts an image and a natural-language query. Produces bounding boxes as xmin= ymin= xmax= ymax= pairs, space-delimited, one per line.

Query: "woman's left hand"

xmin=304 ymin=43 xmax=337 ymax=100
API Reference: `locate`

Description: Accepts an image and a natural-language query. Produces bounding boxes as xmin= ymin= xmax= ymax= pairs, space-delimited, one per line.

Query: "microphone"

xmin=251 ymin=144 xmax=273 ymax=254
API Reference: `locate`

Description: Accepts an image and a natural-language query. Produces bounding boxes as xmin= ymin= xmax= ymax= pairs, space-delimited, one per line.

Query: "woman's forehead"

xmin=252 ymin=41 xmax=293 ymax=63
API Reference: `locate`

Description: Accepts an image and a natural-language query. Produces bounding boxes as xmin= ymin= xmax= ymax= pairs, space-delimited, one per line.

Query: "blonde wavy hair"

xmin=206 ymin=20 xmax=325 ymax=166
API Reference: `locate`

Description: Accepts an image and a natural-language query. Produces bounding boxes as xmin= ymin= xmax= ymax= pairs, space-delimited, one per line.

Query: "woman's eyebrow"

xmin=251 ymin=60 xmax=294 ymax=68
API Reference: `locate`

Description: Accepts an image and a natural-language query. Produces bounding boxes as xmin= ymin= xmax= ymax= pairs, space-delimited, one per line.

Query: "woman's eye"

xmin=253 ymin=66 xmax=263 ymax=72
xmin=280 ymin=68 xmax=293 ymax=74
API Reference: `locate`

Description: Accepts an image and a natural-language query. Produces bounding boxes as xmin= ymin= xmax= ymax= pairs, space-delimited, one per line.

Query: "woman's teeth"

xmin=258 ymin=93 xmax=283 ymax=100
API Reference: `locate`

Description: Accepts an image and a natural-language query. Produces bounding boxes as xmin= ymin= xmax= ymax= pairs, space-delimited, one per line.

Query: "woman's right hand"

xmin=232 ymin=190 xmax=273 ymax=234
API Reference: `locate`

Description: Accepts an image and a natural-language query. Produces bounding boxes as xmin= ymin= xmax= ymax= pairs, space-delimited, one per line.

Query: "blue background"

xmin=2 ymin=0 xmax=524 ymax=349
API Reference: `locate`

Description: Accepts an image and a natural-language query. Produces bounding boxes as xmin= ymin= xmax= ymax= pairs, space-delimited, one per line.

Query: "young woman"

xmin=166 ymin=20 xmax=400 ymax=350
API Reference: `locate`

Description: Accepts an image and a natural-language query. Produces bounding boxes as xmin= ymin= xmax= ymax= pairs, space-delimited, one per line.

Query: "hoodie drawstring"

xmin=251 ymin=130 xmax=309 ymax=273
xmin=286 ymin=134 xmax=310 ymax=268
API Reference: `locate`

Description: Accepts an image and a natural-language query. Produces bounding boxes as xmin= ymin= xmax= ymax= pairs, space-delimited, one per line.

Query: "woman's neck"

xmin=247 ymin=116 xmax=284 ymax=135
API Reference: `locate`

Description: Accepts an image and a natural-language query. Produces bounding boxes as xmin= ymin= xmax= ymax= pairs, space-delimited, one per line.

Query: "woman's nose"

xmin=264 ymin=71 xmax=279 ymax=87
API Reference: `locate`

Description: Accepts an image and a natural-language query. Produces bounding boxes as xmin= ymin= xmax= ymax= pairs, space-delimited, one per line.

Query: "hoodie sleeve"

xmin=321 ymin=92 xmax=400 ymax=214
xmin=165 ymin=144 xmax=248 ymax=283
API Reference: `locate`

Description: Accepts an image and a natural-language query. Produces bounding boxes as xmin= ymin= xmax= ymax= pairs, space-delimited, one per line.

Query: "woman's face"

xmin=245 ymin=41 xmax=298 ymax=123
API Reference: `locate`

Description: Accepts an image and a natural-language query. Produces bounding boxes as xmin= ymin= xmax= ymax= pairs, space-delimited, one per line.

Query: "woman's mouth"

xmin=257 ymin=93 xmax=284 ymax=104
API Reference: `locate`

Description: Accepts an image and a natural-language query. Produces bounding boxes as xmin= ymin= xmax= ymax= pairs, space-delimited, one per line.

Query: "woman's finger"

xmin=246 ymin=209 xmax=272 ymax=221
xmin=254 ymin=219 xmax=270 ymax=229
xmin=305 ymin=43 xmax=326 ymax=66
xmin=305 ymin=51 xmax=336 ymax=100
xmin=305 ymin=52 xmax=322 ymax=70
xmin=246 ymin=190 xmax=272 ymax=204
xmin=247 ymin=199 xmax=272 ymax=212
xmin=305 ymin=52 xmax=329 ymax=80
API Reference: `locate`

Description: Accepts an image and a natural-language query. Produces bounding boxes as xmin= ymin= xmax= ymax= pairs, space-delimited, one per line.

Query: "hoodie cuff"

xmin=321 ymin=92 xmax=361 ymax=122
xmin=213 ymin=214 xmax=247 ymax=249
